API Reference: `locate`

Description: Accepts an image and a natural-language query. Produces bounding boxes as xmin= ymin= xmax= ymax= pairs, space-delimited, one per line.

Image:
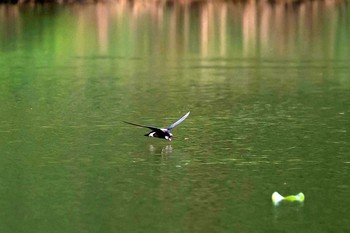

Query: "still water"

xmin=0 ymin=1 xmax=350 ymax=232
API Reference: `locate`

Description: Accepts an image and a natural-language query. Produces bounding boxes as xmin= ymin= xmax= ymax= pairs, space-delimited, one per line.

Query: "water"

xmin=0 ymin=1 xmax=350 ymax=232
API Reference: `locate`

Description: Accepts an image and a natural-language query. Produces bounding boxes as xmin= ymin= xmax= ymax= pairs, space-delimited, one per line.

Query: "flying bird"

xmin=123 ymin=112 xmax=190 ymax=141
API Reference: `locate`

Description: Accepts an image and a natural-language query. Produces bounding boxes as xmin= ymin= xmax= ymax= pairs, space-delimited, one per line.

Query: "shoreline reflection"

xmin=1 ymin=1 xmax=348 ymax=60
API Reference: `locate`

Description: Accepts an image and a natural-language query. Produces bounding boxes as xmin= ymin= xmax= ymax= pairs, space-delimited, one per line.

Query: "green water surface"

xmin=0 ymin=2 xmax=350 ymax=232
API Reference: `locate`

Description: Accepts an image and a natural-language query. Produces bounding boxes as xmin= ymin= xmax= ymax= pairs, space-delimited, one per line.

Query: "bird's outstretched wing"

xmin=123 ymin=121 xmax=160 ymax=132
xmin=167 ymin=112 xmax=190 ymax=130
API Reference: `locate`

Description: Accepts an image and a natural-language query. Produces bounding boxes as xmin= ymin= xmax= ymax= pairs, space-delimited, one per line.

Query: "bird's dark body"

xmin=123 ymin=112 xmax=190 ymax=141
xmin=144 ymin=129 xmax=171 ymax=139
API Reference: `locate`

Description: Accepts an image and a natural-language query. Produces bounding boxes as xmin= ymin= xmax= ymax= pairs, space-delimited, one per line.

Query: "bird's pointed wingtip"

xmin=182 ymin=111 xmax=190 ymax=119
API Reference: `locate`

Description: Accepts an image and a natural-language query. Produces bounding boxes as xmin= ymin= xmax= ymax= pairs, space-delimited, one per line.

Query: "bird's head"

xmin=165 ymin=132 xmax=173 ymax=141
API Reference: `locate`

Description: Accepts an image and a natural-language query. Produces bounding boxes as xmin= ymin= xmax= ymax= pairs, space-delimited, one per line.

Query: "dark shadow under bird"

xmin=123 ymin=112 xmax=190 ymax=141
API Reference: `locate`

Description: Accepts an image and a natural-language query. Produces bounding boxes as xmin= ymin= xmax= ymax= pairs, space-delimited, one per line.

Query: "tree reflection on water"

xmin=0 ymin=0 xmax=348 ymax=60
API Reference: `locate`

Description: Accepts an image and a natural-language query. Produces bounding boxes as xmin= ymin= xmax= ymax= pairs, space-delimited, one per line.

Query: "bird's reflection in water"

xmin=149 ymin=144 xmax=173 ymax=156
